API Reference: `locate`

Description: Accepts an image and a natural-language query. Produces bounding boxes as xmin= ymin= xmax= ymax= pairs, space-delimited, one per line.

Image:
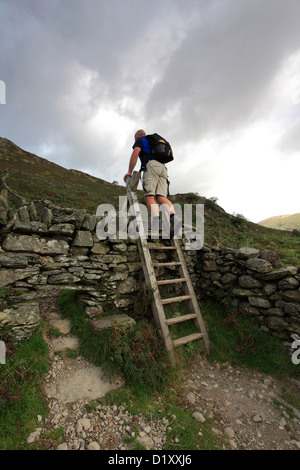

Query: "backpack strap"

xmin=139 ymin=136 xmax=153 ymax=172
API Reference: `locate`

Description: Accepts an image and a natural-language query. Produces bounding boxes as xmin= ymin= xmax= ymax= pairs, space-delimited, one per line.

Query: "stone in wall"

xmin=2 ymin=233 xmax=69 ymax=255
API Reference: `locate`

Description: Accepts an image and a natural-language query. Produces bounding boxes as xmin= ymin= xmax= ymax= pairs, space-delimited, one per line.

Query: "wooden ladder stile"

xmin=125 ymin=172 xmax=209 ymax=359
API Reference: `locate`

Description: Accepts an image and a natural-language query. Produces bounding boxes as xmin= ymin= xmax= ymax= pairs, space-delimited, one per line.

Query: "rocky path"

xmin=27 ymin=295 xmax=300 ymax=451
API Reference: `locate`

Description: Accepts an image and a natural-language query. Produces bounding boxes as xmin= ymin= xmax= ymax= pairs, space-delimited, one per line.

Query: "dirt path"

xmin=32 ymin=294 xmax=300 ymax=451
xmin=182 ymin=356 xmax=300 ymax=450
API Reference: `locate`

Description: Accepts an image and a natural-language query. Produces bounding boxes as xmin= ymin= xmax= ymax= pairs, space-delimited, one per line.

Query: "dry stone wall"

xmin=195 ymin=245 xmax=300 ymax=340
xmin=0 ymin=196 xmax=299 ymax=344
xmin=0 ymin=199 xmax=144 ymax=343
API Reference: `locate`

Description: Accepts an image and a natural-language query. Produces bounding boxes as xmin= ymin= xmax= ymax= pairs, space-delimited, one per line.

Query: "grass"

xmin=0 ymin=332 xmax=49 ymax=450
xmin=201 ymin=299 xmax=300 ymax=380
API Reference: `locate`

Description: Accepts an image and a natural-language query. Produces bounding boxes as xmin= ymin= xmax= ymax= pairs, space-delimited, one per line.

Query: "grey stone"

xmin=2 ymin=233 xmax=69 ymax=255
xmin=13 ymin=220 xmax=47 ymax=234
xmin=192 ymin=411 xmax=206 ymax=423
xmin=0 ymin=267 xmax=40 ymax=288
xmin=0 ymin=302 xmax=40 ymax=343
xmin=48 ymin=272 xmax=81 ymax=284
xmin=278 ymin=277 xmax=299 ymax=290
xmin=221 ymin=273 xmax=237 ymax=284
xmin=275 ymin=301 xmax=300 ymax=316
xmin=90 ymin=243 xmax=110 ymax=255
xmin=73 ymin=230 xmax=94 ymax=247
xmin=56 ymin=443 xmax=68 ymax=450
xmin=88 ymin=314 xmax=136 ymax=331
xmin=264 ymin=308 xmax=284 ymax=317
xmin=49 ymin=318 xmax=72 ymax=335
xmin=236 ymin=247 xmax=259 ymax=259
xmin=117 ymin=277 xmax=138 ymax=294
xmin=136 ymin=435 xmax=154 ymax=449
xmin=203 ymin=260 xmax=217 ymax=271
xmin=263 ymin=284 xmax=277 ymax=296
xmin=0 ymin=252 xmax=29 ymax=268
xmin=283 ymin=290 xmax=300 ymax=303
xmin=245 ymin=258 xmax=273 ymax=273
xmin=87 ymin=441 xmax=100 ymax=450
xmin=248 ymin=297 xmax=271 ymax=308
xmin=52 ymin=336 xmax=80 ymax=353
xmin=27 ymin=428 xmax=43 ymax=444
xmin=48 ymin=224 xmax=75 ymax=236
xmin=82 ymin=214 xmax=97 ymax=231
xmin=18 ymin=206 xmax=30 ymax=223
xmin=232 ymin=288 xmax=256 ymax=297
xmin=186 ymin=392 xmax=196 ymax=404
xmin=239 ymin=275 xmax=262 ymax=289
xmin=259 ymin=249 xmax=280 ymax=266
xmin=267 ymin=316 xmax=288 ymax=330
xmin=262 ymin=266 xmax=297 ymax=281
xmin=27 ymin=202 xmax=37 ymax=221
xmin=252 ymin=414 xmax=262 ymax=423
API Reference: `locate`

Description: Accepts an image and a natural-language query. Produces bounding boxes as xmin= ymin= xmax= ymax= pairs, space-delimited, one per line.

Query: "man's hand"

xmin=124 ymin=147 xmax=140 ymax=182
xmin=123 ymin=171 xmax=132 ymax=182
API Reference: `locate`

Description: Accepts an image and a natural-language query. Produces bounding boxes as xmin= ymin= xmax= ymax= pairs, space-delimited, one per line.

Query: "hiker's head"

xmin=134 ymin=129 xmax=146 ymax=140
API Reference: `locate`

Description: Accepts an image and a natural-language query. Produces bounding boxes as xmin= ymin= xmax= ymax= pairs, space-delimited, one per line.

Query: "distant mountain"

xmin=258 ymin=213 xmax=300 ymax=231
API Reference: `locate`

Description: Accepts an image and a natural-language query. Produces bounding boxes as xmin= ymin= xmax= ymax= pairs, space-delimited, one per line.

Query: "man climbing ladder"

xmin=123 ymin=129 xmax=181 ymax=237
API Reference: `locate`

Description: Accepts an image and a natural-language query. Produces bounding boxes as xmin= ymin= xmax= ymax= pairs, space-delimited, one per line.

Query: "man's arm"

xmin=123 ymin=146 xmax=141 ymax=182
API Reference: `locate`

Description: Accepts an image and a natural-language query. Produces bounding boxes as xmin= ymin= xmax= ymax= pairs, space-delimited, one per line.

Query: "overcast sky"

xmin=1 ymin=0 xmax=300 ymax=223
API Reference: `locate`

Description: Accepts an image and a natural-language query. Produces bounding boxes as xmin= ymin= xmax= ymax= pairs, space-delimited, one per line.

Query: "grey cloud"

xmin=146 ymin=0 xmax=300 ymax=145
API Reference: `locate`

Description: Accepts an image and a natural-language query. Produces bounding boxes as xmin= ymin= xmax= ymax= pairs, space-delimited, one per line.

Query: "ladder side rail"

xmin=173 ymin=239 xmax=210 ymax=352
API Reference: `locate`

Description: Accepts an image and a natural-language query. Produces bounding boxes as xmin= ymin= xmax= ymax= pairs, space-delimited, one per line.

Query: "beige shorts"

xmin=142 ymin=160 xmax=168 ymax=197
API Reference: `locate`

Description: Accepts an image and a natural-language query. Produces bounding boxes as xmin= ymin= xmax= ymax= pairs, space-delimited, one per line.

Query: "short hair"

xmin=134 ymin=129 xmax=146 ymax=140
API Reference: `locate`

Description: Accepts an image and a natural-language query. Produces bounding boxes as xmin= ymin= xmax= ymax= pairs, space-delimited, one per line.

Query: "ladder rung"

xmin=148 ymin=245 xmax=177 ymax=250
xmin=157 ymin=278 xmax=187 ymax=285
xmin=153 ymin=262 xmax=182 ymax=267
xmin=165 ymin=313 xmax=197 ymax=326
xmin=161 ymin=295 xmax=192 ymax=305
xmin=172 ymin=332 xmax=204 ymax=348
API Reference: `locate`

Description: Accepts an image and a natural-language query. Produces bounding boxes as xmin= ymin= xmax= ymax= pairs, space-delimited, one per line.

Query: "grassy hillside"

xmin=1 ymin=137 xmax=300 ymax=266
xmin=258 ymin=213 xmax=300 ymax=231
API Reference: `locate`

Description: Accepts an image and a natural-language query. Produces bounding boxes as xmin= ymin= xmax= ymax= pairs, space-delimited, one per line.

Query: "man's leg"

xmin=145 ymin=195 xmax=159 ymax=217
xmin=156 ymin=196 xmax=175 ymax=215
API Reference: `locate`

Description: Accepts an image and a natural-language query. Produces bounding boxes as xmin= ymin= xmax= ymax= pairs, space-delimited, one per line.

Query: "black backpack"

xmin=144 ymin=133 xmax=174 ymax=164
